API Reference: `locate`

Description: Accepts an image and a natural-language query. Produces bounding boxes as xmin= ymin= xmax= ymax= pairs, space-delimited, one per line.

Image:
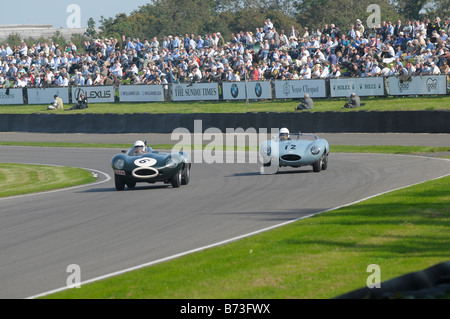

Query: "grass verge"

xmin=0 ymin=95 xmax=449 ymax=114
xmin=0 ymin=163 xmax=97 ymax=198
xmin=43 ymin=174 xmax=450 ymax=299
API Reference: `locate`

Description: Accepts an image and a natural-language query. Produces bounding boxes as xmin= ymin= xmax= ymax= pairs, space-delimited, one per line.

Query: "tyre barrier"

xmin=336 ymin=260 xmax=450 ymax=299
xmin=1 ymin=111 xmax=449 ymax=133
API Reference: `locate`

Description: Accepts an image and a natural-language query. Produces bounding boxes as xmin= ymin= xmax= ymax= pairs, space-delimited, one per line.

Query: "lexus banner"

xmin=71 ymin=86 xmax=115 ymax=103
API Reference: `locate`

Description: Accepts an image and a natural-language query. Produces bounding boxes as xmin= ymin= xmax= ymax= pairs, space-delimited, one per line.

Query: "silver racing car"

xmin=259 ymin=128 xmax=330 ymax=173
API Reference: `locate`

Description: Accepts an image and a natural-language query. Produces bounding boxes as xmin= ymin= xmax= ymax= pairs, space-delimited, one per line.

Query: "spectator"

xmin=68 ymin=93 xmax=88 ymax=110
xmin=76 ymin=72 xmax=85 ymax=86
xmin=295 ymin=93 xmax=314 ymax=110
xmin=47 ymin=94 xmax=64 ymax=110
xmin=0 ymin=15 xmax=446 ymax=93
xmin=430 ymin=61 xmax=441 ymax=74
xmin=343 ymin=93 xmax=363 ymax=108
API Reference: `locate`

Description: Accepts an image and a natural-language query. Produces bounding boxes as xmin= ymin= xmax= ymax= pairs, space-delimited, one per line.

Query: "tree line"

xmin=89 ymin=0 xmax=448 ymax=41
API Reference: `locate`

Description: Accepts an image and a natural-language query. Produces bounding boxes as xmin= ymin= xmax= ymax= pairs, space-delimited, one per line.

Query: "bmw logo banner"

xmin=222 ymin=82 xmax=271 ymax=100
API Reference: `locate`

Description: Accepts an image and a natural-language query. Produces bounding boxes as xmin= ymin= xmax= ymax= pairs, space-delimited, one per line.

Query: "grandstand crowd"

xmin=0 ymin=16 xmax=449 ymax=89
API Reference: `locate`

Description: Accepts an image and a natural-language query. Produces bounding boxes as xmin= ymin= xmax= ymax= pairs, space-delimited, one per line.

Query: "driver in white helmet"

xmin=279 ymin=128 xmax=291 ymax=141
xmin=130 ymin=140 xmax=147 ymax=156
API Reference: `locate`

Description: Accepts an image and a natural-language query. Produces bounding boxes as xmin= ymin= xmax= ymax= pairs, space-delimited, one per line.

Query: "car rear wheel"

xmin=115 ymin=175 xmax=126 ymax=191
xmin=171 ymin=170 xmax=182 ymax=188
xmin=181 ymin=164 xmax=191 ymax=185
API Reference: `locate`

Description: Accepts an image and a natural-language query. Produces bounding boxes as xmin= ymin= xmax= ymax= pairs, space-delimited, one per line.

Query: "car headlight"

xmin=311 ymin=146 xmax=321 ymax=155
xmin=113 ymin=158 xmax=125 ymax=169
xmin=262 ymin=145 xmax=271 ymax=156
xmin=166 ymin=157 xmax=178 ymax=168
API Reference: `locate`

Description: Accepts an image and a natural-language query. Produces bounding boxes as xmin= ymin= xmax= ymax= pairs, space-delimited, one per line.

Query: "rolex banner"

xmin=330 ymin=78 xmax=385 ymax=97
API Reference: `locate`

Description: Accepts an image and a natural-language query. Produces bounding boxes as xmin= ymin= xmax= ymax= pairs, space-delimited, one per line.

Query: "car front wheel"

xmin=181 ymin=164 xmax=191 ymax=185
xmin=126 ymin=181 xmax=136 ymax=189
xmin=321 ymin=153 xmax=328 ymax=170
xmin=115 ymin=175 xmax=126 ymax=191
xmin=171 ymin=170 xmax=182 ymax=188
xmin=312 ymin=156 xmax=322 ymax=172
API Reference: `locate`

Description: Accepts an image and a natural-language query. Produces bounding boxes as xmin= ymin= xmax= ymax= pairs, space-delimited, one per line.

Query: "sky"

xmin=0 ymin=0 xmax=150 ymax=28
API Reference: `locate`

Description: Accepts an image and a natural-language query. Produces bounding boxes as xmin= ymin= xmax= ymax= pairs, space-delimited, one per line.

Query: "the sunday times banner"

xmin=388 ymin=75 xmax=447 ymax=96
xmin=71 ymin=86 xmax=115 ymax=103
xmin=0 ymin=88 xmax=23 ymax=105
xmin=172 ymin=83 xmax=219 ymax=101
xmin=330 ymin=77 xmax=385 ymax=97
xmin=273 ymin=80 xmax=326 ymax=99
xmin=119 ymin=85 xmax=164 ymax=102
xmin=27 ymin=88 xmax=70 ymax=104
xmin=222 ymin=81 xmax=272 ymax=100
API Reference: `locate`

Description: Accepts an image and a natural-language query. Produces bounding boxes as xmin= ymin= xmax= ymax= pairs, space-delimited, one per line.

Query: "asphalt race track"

xmin=0 ymin=136 xmax=450 ymax=298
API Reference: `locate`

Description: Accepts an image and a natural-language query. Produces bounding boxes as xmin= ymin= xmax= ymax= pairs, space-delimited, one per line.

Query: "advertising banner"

xmin=222 ymin=81 xmax=272 ymax=100
xmin=71 ymin=86 xmax=115 ymax=103
xmin=0 ymin=88 xmax=23 ymax=105
xmin=27 ymin=88 xmax=70 ymax=104
xmin=330 ymin=77 xmax=385 ymax=97
xmin=119 ymin=85 xmax=164 ymax=102
xmin=172 ymin=83 xmax=219 ymax=101
xmin=388 ymin=75 xmax=447 ymax=96
xmin=273 ymin=80 xmax=326 ymax=99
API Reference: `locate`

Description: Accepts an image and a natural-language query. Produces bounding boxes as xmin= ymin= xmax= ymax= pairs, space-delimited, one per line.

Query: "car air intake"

xmin=281 ymin=154 xmax=301 ymax=161
xmin=132 ymin=167 xmax=159 ymax=179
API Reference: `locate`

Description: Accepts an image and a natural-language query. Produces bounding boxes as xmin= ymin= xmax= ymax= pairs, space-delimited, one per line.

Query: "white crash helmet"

xmin=279 ymin=128 xmax=290 ymax=139
xmin=134 ymin=140 xmax=146 ymax=148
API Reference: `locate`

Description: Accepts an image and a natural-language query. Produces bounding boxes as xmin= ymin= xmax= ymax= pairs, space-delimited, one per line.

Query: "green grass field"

xmin=0 ymin=95 xmax=449 ymax=114
xmin=0 ymin=163 xmax=97 ymax=198
xmin=43 ymin=173 xmax=450 ymax=299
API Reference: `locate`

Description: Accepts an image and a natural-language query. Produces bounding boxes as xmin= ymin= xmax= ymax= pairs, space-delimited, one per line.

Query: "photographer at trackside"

xmin=67 ymin=93 xmax=88 ymax=110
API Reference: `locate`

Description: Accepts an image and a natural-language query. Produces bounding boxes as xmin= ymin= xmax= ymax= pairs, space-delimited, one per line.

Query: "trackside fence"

xmin=0 ymin=75 xmax=447 ymax=105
